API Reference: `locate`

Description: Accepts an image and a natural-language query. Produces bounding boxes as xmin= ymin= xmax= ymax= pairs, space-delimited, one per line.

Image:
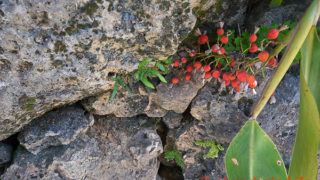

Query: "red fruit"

xmin=231 ymin=79 xmax=240 ymax=88
xmin=267 ymin=29 xmax=279 ymax=39
xmin=185 ymin=73 xmax=191 ymax=80
xmin=173 ymin=60 xmax=180 ymax=67
xmin=217 ymin=28 xmax=224 ymax=36
xmin=203 ymin=65 xmax=211 ymax=72
xmin=224 ymin=80 xmax=230 ymax=86
xmin=229 ymin=74 xmax=236 ymax=81
xmin=230 ymin=60 xmax=236 ymax=67
xmin=189 ymin=50 xmax=197 ymax=57
xmin=204 ymin=72 xmax=211 ymax=79
xmin=220 ymin=36 xmax=228 ymax=44
xmin=186 ymin=65 xmax=193 ymax=72
xmin=172 ymin=77 xmax=179 ymax=84
xmin=249 ymin=44 xmax=258 ymax=53
xmin=212 ymin=44 xmax=220 ymax=53
xmin=246 ymin=75 xmax=255 ymax=84
xmin=223 ymin=72 xmax=231 ymax=81
xmin=268 ymin=58 xmax=277 ymax=67
xmin=237 ymin=70 xmax=248 ymax=82
xmin=258 ymin=51 xmax=269 ymax=62
xmin=217 ymin=47 xmax=226 ymax=55
xmin=181 ymin=57 xmax=187 ymax=63
xmin=236 ymin=86 xmax=241 ymax=92
xmin=249 ymin=81 xmax=257 ymax=88
xmin=193 ymin=61 xmax=202 ymax=69
xmin=198 ymin=34 xmax=209 ymax=45
xmin=249 ymin=34 xmax=257 ymax=43
xmin=212 ymin=70 xmax=221 ymax=78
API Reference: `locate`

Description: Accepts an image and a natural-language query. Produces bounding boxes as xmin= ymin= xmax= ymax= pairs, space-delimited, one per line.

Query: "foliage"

xmin=195 ymin=140 xmax=224 ymax=159
xmin=164 ymin=148 xmax=184 ymax=168
xmin=135 ymin=58 xmax=173 ymax=89
xmin=225 ymin=0 xmax=320 ymax=179
xmin=269 ymin=0 xmax=283 ymax=8
xmin=108 ymin=75 xmax=131 ymax=103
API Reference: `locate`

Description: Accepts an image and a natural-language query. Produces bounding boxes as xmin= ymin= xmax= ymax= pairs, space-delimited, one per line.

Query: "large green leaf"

xmin=288 ymin=27 xmax=320 ymax=179
xmin=138 ymin=58 xmax=153 ymax=69
xmin=141 ymin=74 xmax=155 ymax=89
xmin=146 ymin=69 xmax=167 ymax=83
xmin=225 ymin=120 xmax=287 ymax=180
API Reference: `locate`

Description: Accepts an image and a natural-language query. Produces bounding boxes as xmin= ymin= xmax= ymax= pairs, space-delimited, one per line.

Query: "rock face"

xmin=0 ymin=143 xmax=12 ymax=166
xmin=174 ymin=72 xmax=300 ymax=179
xmin=1 ymin=115 xmax=163 ymax=180
xmin=18 ymin=105 xmax=94 ymax=155
xmin=0 ymin=0 xmax=199 ymax=140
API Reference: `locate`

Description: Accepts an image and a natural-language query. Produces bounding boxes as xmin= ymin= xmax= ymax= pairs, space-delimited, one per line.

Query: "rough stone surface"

xmin=18 ymin=105 xmax=94 ymax=155
xmin=162 ymin=111 xmax=183 ymax=129
xmin=0 ymin=143 xmax=13 ymax=166
xmin=154 ymin=70 xmax=205 ymax=113
xmin=0 ymin=0 xmax=199 ymax=140
xmin=175 ymin=72 xmax=300 ymax=179
xmin=1 ymin=115 xmax=163 ymax=180
xmin=82 ymin=82 xmax=167 ymax=117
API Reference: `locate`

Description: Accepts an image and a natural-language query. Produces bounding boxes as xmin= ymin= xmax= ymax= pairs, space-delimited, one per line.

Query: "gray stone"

xmin=0 ymin=143 xmax=12 ymax=166
xmin=18 ymin=105 xmax=94 ymax=155
xmin=162 ymin=111 xmax=183 ymax=129
xmin=82 ymin=83 xmax=168 ymax=117
xmin=176 ymin=72 xmax=300 ymax=179
xmin=154 ymin=70 xmax=205 ymax=113
xmin=0 ymin=0 xmax=200 ymax=140
xmin=1 ymin=115 xmax=163 ymax=180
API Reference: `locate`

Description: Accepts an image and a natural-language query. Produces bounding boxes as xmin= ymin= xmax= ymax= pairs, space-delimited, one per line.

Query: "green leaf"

xmin=141 ymin=74 xmax=155 ymax=89
xmin=138 ymin=58 xmax=153 ymax=69
xmin=156 ymin=62 xmax=166 ymax=72
xmin=108 ymin=82 xmax=118 ymax=103
xmin=225 ymin=120 xmax=287 ymax=180
xmin=269 ymin=0 xmax=283 ymax=8
xmin=135 ymin=70 xmax=141 ymax=80
xmin=117 ymin=77 xmax=132 ymax=95
xmin=162 ymin=58 xmax=174 ymax=64
xmin=288 ymin=26 xmax=320 ymax=179
xmin=146 ymin=69 xmax=167 ymax=83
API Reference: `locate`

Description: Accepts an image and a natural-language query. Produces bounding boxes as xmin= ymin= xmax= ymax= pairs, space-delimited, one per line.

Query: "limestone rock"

xmin=0 ymin=143 xmax=12 ymax=166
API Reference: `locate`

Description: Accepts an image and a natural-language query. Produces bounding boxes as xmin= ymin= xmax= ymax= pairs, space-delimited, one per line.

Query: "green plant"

xmin=164 ymin=148 xmax=184 ymax=168
xmin=108 ymin=75 xmax=131 ymax=103
xmin=195 ymin=140 xmax=224 ymax=159
xmin=135 ymin=58 xmax=173 ymax=89
xmin=269 ymin=0 xmax=283 ymax=8
xmin=225 ymin=0 xmax=320 ymax=179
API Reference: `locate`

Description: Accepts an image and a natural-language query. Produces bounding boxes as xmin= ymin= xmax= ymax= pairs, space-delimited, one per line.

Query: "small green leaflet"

xmin=141 ymin=74 xmax=155 ymax=89
xmin=108 ymin=82 xmax=118 ymax=103
xmin=138 ymin=58 xmax=153 ymax=69
xmin=162 ymin=58 xmax=174 ymax=64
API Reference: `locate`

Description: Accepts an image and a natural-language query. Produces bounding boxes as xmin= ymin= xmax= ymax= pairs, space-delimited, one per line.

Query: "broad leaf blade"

xmin=141 ymin=75 xmax=155 ymax=89
xmin=225 ymin=120 xmax=287 ymax=180
xmin=156 ymin=62 xmax=167 ymax=72
xmin=162 ymin=58 xmax=174 ymax=64
xmin=138 ymin=58 xmax=153 ymax=69
xmin=147 ymin=69 xmax=167 ymax=83
xmin=288 ymin=27 xmax=320 ymax=179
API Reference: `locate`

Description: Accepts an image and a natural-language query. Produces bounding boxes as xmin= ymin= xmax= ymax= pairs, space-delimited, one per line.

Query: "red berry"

xmin=223 ymin=72 xmax=231 ymax=81
xmin=186 ymin=65 xmax=193 ymax=72
xmin=203 ymin=65 xmax=211 ymax=72
xmin=212 ymin=70 xmax=221 ymax=78
xmin=181 ymin=57 xmax=187 ymax=63
xmin=220 ymin=36 xmax=228 ymax=44
xmin=246 ymin=75 xmax=255 ymax=84
xmin=249 ymin=44 xmax=258 ymax=53
xmin=249 ymin=81 xmax=257 ymax=88
xmin=189 ymin=50 xmax=197 ymax=57
xmin=224 ymin=80 xmax=230 ymax=86
xmin=258 ymin=51 xmax=269 ymax=62
xmin=217 ymin=28 xmax=224 ymax=36
xmin=173 ymin=60 xmax=180 ymax=67
xmin=193 ymin=61 xmax=202 ymax=69
xmin=185 ymin=73 xmax=191 ymax=80
xmin=230 ymin=60 xmax=236 ymax=68
xmin=267 ymin=29 xmax=279 ymax=39
xmin=268 ymin=58 xmax=277 ymax=67
xmin=237 ymin=70 xmax=248 ymax=82
xmin=231 ymin=79 xmax=240 ymax=88
xmin=204 ymin=72 xmax=211 ymax=79
xmin=249 ymin=34 xmax=257 ymax=43
xmin=198 ymin=34 xmax=209 ymax=45
xmin=172 ymin=77 xmax=179 ymax=84
xmin=212 ymin=44 xmax=220 ymax=53
xmin=229 ymin=74 xmax=236 ymax=81
xmin=236 ymin=86 xmax=241 ymax=92
xmin=217 ymin=47 xmax=226 ymax=55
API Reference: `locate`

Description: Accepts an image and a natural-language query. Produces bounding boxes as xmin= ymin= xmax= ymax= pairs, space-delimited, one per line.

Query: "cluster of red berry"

xmin=171 ymin=22 xmax=285 ymax=94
